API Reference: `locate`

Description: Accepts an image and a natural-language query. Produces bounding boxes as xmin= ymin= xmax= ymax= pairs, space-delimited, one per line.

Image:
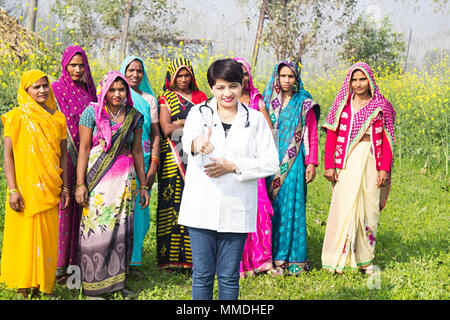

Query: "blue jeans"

xmin=188 ymin=227 xmax=247 ymax=300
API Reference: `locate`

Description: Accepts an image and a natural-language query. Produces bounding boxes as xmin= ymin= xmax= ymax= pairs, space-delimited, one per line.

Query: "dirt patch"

xmin=0 ymin=6 xmax=42 ymax=62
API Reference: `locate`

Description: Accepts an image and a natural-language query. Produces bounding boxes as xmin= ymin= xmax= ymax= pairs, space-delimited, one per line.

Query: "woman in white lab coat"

xmin=178 ymin=59 xmax=279 ymax=300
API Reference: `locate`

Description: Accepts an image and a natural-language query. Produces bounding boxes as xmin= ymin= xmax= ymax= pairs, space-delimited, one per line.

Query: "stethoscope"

xmin=199 ymin=98 xmax=250 ymax=128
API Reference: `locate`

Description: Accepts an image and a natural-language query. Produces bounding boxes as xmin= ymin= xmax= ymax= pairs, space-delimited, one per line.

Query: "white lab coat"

xmin=178 ymin=98 xmax=279 ymax=233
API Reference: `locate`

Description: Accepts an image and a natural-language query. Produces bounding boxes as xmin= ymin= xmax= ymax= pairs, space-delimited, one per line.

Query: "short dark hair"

xmin=207 ymin=59 xmax=244 ymax=88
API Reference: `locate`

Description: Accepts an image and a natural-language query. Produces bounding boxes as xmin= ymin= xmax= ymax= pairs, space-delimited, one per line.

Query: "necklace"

xmin=106 ymin=105 xmax=123 ymax=122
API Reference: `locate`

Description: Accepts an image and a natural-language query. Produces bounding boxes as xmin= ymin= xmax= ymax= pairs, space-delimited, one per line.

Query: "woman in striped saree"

xmin=157 ymin=57 xmax=207 ymax=271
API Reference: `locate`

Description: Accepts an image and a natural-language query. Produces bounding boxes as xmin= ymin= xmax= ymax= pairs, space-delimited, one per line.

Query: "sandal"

xmin=267 ymin=267 xmax=284 ymax=277
xmin=17 ymin=288 xmax=29 ymax=299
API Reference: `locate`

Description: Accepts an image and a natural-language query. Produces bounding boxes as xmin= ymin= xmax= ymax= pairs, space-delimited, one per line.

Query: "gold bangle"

xmin=75 ymin=183 xmax=86 ymax=189
xmin=151 ymin=156 xmax=159 ymax=164
xmin=62 ymin=186 xmax=70 ymax=193
xmin=8 ymin=188 xmax=18 ymax=196
xmin=139 ymin=185 xmax=149 ymax=190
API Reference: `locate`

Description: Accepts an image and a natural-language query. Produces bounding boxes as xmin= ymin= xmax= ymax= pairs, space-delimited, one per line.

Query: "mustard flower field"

xmin=1 ymin=37 xmax=448 ymax=174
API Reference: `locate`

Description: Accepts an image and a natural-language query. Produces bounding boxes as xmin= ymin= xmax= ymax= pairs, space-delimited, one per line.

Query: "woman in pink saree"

xmin=75 ymin=71 xmax=149 ymax=298
xmin=233 ymin=57 xmax=281 ymax=278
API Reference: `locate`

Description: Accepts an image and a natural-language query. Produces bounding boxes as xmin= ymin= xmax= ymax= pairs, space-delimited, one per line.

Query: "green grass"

xmin=0 ymin=159 xmax=448 ymax=300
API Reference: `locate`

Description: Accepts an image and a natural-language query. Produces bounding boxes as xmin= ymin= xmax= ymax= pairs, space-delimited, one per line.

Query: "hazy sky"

xmin=3 ymin=0 xmax=449 ymax=70
xmin=175 ymin=0 xmax=449 ymax=68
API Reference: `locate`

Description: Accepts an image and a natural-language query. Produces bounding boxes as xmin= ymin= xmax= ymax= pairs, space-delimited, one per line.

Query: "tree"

xmin=260 ymin=0 xmax=357 ymax=62
xmin=395 ymin=0 xmax=449 ymax=13
xmin=338 ymin=15 xmax=406 ymax=70
xmin=25 ymin=0 xmax=38 ymax=32
xmin=251 ymin=1 xmax=267 ymax=68
xmin=52 ymin=0 xmax=182 ymax=60
xmin=120 ymin=0 xmax=134 ymax=62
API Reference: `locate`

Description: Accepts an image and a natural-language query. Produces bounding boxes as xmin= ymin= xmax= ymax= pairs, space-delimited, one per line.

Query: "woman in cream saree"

xmin=321 ymin=62 xmax=396 ymax=274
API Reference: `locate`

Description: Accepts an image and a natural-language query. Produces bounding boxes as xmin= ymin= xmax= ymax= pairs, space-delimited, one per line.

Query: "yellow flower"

xmin=82 ymin=206 xmax=89 ymax=217
xmin=94 ymin=194 xmax=103 ymax=206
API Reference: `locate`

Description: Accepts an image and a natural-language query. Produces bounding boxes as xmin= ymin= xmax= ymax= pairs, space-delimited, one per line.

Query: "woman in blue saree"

xmin=120 ymin=56 xmax=160 ymax=269
xmin=263 ymin=60 xmax=320 ymax=275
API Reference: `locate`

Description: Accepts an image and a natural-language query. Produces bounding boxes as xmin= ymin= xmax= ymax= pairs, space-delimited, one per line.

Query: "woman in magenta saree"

xmin=233 ymin=57 xmax=280 ymax=278
xmin=51 ymin=45 xmax=97 ymax=279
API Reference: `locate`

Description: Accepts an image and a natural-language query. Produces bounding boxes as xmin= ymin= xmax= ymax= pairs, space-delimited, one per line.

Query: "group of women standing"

xmin=0 ymin=44 xmax=395 ymax=300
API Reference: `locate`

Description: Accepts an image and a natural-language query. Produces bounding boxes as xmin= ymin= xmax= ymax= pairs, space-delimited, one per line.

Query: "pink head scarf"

xmin=323 ymin=62 xmax=396 ymax=151
xmin=233 ymin=57 xmax=263 ymax=110
xmin=93 ymin=71 xmax=134 ymax=151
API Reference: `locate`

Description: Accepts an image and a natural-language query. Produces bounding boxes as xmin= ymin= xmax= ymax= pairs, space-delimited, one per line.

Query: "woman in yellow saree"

xmin=0 ymin=69 xmax=70 ymax=297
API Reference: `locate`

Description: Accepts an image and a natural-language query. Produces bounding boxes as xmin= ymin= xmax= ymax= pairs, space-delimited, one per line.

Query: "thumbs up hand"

xmin=192 ymin=127 xmax=215 ymax=155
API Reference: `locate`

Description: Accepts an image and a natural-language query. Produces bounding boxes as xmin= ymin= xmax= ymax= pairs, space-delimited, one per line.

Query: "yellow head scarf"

xmin=17 ymin=69 xmax=57 ymax=111
xmin=1 ymin=69 xmax=66 ymax=217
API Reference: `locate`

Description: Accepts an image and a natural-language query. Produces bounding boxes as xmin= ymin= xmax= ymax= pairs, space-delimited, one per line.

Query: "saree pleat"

xmin=56 ymin=157 xmax=80 ymax=276
xmin=270 ymin=145 xmax=309 ymax=275
xmin=321 ymin=141 xmax=380 ymax=273
xmin=1 ymin=207 xmax=59 ymax=294
xmin=79 ymin=146 xmax=136 ymax=296
xmin=239 ymin=179 xmax=274 ymax=278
